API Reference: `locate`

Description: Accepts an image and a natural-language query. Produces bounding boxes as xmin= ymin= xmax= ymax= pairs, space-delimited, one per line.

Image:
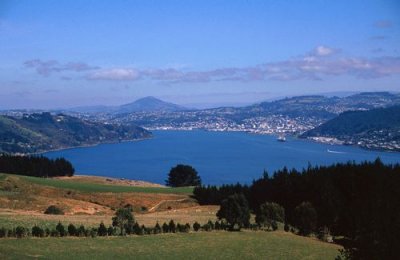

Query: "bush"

xmin=77 ymin=225 xmax=86 ymax=237
xmin=154 ymin=222 xmax=162 ymax=234
xmin=168 ymin=220 xmax=176 ymax=233
xmin=107 ymin=226 xmax=116 ymax=236
xmin=15 ymin=226 xmax=27 ymax=238
xmin=162 ymin=222 xmax=169 ymax=233
xmin=0 ymin=227 xmax=8 ymax=238
xmin=68 ymin=224 xmax=77 ymax=236
xmin=166 ymin=164 xmax=201 ymax=187
xmin=32 ymin=226 xmax=44 ymax=237
xmin=193 ymin=222 xmax=201 ymax=231
xmin=56 ymin=222 xmax=66 ymax=237
xmin=98 ymin=222 xmax=108 ymax=236
xmin=44 ymin=205 xmax=64 ymax=215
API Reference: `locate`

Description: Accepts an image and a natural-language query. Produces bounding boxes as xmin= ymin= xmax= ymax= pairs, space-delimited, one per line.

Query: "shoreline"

xmin=13 ymin=129 xmax=399 ymax=156
xmin=150 ymin=128 xmax=400 ymax=153
xmin=31 ymin=136 xmax=153 ymax=155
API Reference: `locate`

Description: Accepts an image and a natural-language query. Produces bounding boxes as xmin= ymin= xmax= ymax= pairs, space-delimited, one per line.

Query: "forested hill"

xmin=0 ymin=112 xmax=151 ymax=154
xmin=301 ymin=105 xmax=400 ymax=151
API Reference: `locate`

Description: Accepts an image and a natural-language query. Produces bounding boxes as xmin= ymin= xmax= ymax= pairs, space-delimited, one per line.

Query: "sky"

xmin=0 ymin=0 xmax=399 ymax=109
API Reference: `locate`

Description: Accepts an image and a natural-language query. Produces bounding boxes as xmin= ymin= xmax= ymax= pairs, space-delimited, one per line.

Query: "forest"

xmin=0 ymin=154 xmax=75 ymax=177
xmin=193 ymin=159 xmax=400 ymax=259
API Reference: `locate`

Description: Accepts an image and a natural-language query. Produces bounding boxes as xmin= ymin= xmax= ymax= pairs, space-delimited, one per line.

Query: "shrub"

xmin=193 ymin=222 xmax=201 ymax=231
xmin=77 ymin=225 xmax=86 ymax=237
xmin=32 ymin=225 xmax=44 ymax=237
xmin=44 ymin=205 xmax=64 ymax=215
xmin=90 ymin=228 xmax=98 ymax=238
xmin=168 ymin=220 xmax=176 ymax=233
xmin=56 ymin=222 xmax=66 ymax=237
xmin=68 ymin=224 xmax=77 ymax=236
xmin=162 ymin=222 xmax=169 ymax=233
xmin=154 ymin=222 xmax=162 ymax=234
xmin=0 ymin=227 xmax=8 ymax=238
xmin=98 ymin=222 xmax=108 ymax=236
xmin=15 ymin=226 xmax=27 ymax=238
xmin=107 ymin=226 xmax=116 ymax=236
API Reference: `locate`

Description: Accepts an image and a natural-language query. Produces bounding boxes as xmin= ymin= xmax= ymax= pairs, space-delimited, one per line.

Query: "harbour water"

xmin=44 ymin=130 xmax=400 ymax=185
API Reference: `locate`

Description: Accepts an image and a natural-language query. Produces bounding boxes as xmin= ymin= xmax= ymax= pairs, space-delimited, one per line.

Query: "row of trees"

xmin=194 ymin=159 xmax=400 ymax=260
xmin=0 ymin=154 xmax=74 ymax=177
xmin=0 ymin=208 xmax=251 ymax=239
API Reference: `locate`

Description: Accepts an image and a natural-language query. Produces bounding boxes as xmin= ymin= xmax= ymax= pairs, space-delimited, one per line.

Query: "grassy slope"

xmin=0 ymin=232 xmax=340 ymax=260
xmin=18 ymin=175 xmax=193 ymax=194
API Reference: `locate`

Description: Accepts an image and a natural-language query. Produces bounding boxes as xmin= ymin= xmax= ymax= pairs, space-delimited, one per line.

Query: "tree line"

xmin=0 ymin=154 xmax=75 ymax=177
xmin=0 ymin=207 xmax=240 ymax=239
xmin=193 ymin=159 xmax=400 ymax=260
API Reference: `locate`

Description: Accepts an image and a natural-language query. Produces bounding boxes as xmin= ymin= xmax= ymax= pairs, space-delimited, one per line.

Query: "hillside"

xmin=66 ymin=96 xmax=186 ymax=114
xmin=0 ymin=112 xmax=151 ymax=154
xmin=108 ymin=92 xmax=400 ymax=137
xmin=116 ymin=96 xmax=186 ymax=113
xmin=301 ymin=105 xmax=400 ymax=151
xmin=0 ymin=173 xmax=341 ymax=259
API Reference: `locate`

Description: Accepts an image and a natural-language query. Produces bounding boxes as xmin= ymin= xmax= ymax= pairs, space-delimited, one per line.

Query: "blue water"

xmin=44 ymin=130 xmax=400 ymax=185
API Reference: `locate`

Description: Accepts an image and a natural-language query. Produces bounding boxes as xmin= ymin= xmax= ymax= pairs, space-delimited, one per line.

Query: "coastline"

xmin=149 ymin=128 xmax=400 ymax=153
xmin=31 ymin=135 xmax=153 ymax=155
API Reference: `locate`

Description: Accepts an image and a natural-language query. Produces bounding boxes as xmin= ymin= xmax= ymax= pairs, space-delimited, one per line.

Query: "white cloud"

xmin=87 ymin=68 xmax=140 ymax=81
xmin=313 ymin=46 xmax=335 ymax=56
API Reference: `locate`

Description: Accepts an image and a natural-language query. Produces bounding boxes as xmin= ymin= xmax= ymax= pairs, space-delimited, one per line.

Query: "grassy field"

xmin=19 ymin=175 xmax=193 ymax=194
xmin=0 ymin=231 xmax=341 ymax=260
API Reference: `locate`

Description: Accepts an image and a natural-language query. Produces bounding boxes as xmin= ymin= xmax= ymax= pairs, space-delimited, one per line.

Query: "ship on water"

xmin=277 ymin=134 xmax=286 ymax=142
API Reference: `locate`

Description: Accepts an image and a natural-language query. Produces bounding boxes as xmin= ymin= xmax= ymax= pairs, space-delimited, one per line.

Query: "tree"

xmin=32 ymin=225 xmax=44 ymax=237
xmin=193 ymin=222 xmax=201 ymax=231
xmin=112 ymin=208 xmax=135 ymax=235
xmin=216 ymin=193 xmax=250 ymax=230
xmin=255 ymin=202 xmax=285 ymax=231
xmin=98 ymin=222 xmax=108 ymax=236
xmin=68 ymin=224 xmax=77 ymax=236
xmin=77 ymin=225 xmax=86 ymax=237
xmin=168 ymin=220 xmax=176 ymax=233
xmin=15 ymin=226 xmax=26 ymax=238
xmin=166 ymin=164 xmax=201 ymax=187
xmin=293 ymin=201 xmax=318 ymax=236
xmin=56 ymin=222 xmax=66 ymax=237
xmin=162 ymin=222 xmax=169 ymax=233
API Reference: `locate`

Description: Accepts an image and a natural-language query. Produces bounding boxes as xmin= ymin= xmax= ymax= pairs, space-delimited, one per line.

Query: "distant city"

xmin=1 ymin=92 xmax=399 ymax=152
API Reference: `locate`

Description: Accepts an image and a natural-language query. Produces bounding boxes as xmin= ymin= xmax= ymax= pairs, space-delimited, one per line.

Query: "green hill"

xmin=0 ymin=112 xmax=151 ymax=154
xmin=301 ymin=105 xmax=400 ymax=151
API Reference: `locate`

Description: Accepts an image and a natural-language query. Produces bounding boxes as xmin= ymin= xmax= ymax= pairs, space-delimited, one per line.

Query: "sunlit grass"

xmin=18 ymin=175 xmax=193 ymax=194
xmin=0 ymin=231 xmax=341 ymax=260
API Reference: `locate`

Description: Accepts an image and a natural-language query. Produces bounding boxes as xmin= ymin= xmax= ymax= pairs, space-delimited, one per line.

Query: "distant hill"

xmin=301 ymin=105 xmax=400 ymax=151
xmin=116 ymin=96 xmax=186 ymax=113
xmin=66 ymin=96 xmax=186 ymax=114
xmin=0 ymin=112 xmax=151 ymax=154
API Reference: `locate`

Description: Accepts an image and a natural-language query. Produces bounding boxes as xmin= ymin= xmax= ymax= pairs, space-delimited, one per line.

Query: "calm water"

xmin=44 ymin=130 xmax=400 ymax=185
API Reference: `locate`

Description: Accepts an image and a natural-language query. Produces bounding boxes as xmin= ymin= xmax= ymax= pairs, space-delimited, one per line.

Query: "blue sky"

xmin=0 ymin=0 xmax=399 ymax=109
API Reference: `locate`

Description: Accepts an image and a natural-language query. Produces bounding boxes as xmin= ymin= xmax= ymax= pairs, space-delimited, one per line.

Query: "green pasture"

xmin=0 ymin=231 xmax=340 ymax=260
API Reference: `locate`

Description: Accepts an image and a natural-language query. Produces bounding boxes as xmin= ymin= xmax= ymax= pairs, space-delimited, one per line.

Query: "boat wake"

xmin=327 ymin=149 xmax=346 ymax=154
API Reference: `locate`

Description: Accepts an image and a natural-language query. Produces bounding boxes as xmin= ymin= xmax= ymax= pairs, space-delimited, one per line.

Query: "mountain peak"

xmin=117 ymin=96 xmax=186 ymax=113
